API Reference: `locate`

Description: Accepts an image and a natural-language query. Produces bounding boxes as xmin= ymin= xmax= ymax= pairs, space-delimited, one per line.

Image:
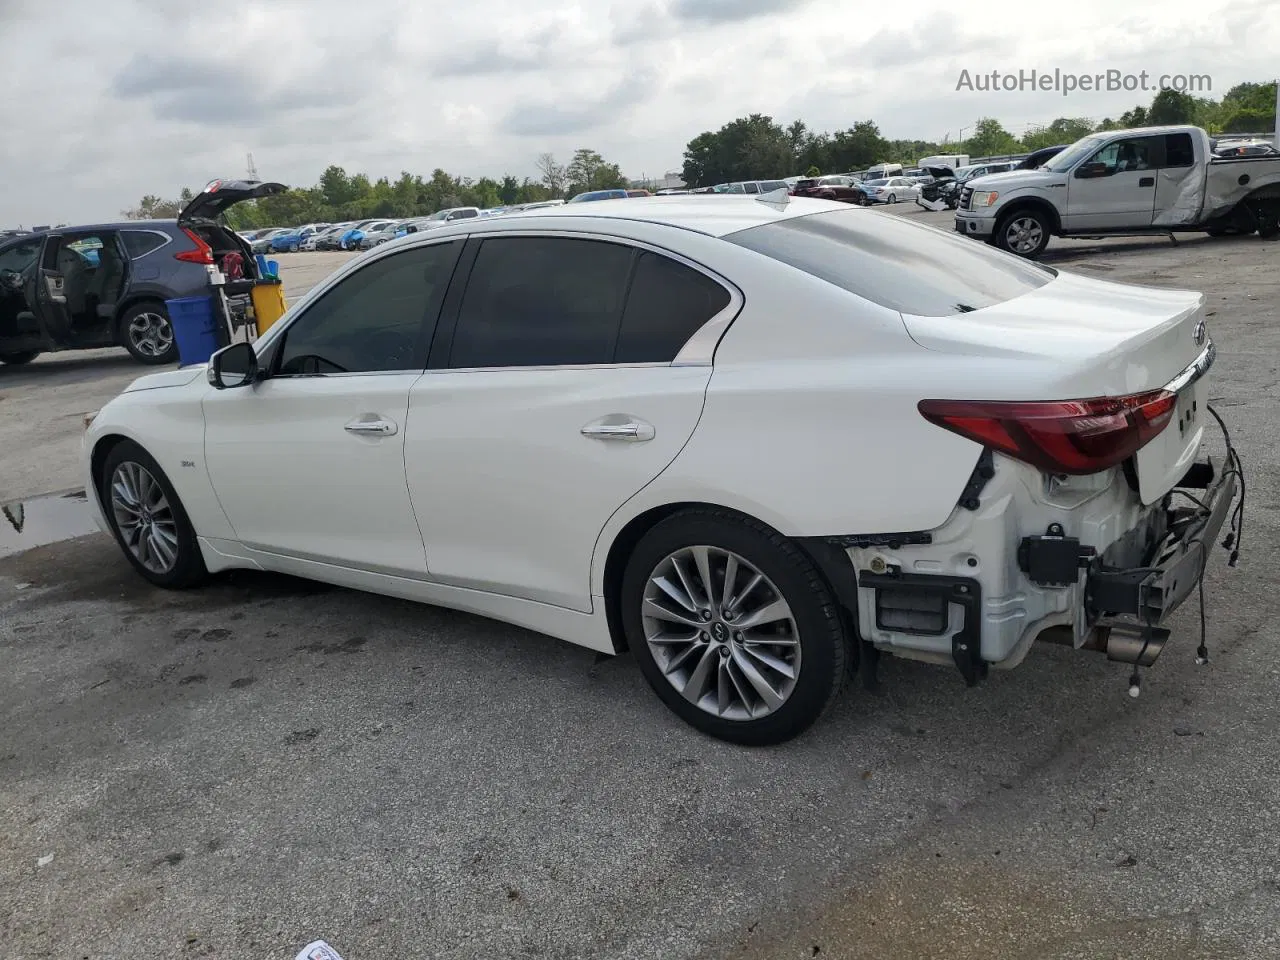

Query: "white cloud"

xmin=0 ymin=0 xmax=1275 ymax=225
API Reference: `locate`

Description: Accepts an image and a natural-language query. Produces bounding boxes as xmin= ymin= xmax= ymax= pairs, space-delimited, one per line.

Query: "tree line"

xmin=122 ymin=81 xmax=1275 ymax=226
xmin=681 ymin=81 xmax=1276 ymax=186
xmin=122 ymin=148 xmax=628 ymax=229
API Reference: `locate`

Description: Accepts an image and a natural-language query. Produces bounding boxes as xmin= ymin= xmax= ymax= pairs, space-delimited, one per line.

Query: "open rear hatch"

xmin=904 ymin=270 xmax=1212 ymax=505
xmin=178 ymin=179 xmax=287 ymax=277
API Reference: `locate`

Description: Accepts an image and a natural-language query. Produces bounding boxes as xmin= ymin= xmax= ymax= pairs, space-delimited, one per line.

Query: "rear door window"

xmin=616 ymin=252 xmax=733 ymax=363
xmin=725 ymin=208 xmax=1054 ymax=317
xmin=447 ymin=236 xmax=634 ymax=368
xmin=1164 ymin=133 xmax=1195 ymax=168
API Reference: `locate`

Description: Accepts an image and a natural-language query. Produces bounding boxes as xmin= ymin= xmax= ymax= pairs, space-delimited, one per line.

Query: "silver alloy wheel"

xmin=888 ymin=193 xmax=897 ymax=203
xmin=1004 ymin=216 xmax=1044 ymax=254
xmin=641 ymin=545 xmax=801 ymax=721
xmin=109 ymin=461 xmax=180 ymax=574
xmin=127 ymin=311 xmax=173 ymax=358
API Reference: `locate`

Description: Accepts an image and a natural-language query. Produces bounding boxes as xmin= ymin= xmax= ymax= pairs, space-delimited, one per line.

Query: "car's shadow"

xmin=0 ymin=350 xmax=147 ymax=386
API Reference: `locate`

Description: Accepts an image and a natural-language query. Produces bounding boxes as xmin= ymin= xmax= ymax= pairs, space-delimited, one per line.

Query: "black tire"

xmin=118 ymin=301 xmax=178 ymax=365
xmin=620 ymin=508 xmax=848 ymax=746
xmin=99 ymin=439 xmax=207 ymax=589
xmin=0 ymin=350 xmax=39 ymax=365
xmin=994 ymin=207 xmax=1052 ymax=259
xmin=888 ymin=193 xmax=897 ymax=204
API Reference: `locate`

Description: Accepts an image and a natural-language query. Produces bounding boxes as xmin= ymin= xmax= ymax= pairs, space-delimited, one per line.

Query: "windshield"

xmin=864 ymin=178 xmax=889 ymax=186
xmin=427 ymin=210 xmax=453 ymax=220
xmin=1042 ymin=136 xmax=1105 ymax=172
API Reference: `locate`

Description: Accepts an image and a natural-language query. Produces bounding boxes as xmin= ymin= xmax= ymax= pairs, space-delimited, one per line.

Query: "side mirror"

xmin=1076 ymin=162 xmax=1110 ymax=179
xmin=207 ymin=341 xmax=258 ymax=389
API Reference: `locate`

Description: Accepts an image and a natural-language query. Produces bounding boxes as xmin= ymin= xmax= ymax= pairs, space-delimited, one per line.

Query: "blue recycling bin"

xmin=165 ymin=296 xmax=219 ymax=366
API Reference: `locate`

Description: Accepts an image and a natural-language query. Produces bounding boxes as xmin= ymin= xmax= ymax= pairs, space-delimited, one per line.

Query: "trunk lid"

xmin=903 ymin=270 xmax=1210 ymax=504
xmin=178 ymin=179 xmax=287 ymax=223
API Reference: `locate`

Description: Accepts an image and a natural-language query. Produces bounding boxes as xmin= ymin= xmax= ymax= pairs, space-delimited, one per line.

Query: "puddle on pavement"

xmin=0 ymin=490 xmax=102 ymax=559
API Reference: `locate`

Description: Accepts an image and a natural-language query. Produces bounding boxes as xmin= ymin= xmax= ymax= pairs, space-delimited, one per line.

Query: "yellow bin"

xmin=250 ymin=280 xmax=288 ymax=334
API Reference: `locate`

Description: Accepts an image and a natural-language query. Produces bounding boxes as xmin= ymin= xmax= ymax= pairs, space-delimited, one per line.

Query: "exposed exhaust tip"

xmin=1104 ymin=625 xmax=1170 ymax=667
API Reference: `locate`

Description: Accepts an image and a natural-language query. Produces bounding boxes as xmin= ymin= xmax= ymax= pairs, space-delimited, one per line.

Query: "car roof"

xmin=476 ymin=194 xmax=844 ymax=238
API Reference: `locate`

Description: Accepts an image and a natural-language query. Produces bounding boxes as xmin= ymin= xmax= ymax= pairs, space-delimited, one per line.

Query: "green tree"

xmin=1119 ymin=106 xmax=1148 ymax=127
xmin=1148 ymin=88 xmax=1196 ymax=124
xmin=964 ymin=118 xmax=1021 ymax=156
xmin=1221 ymin=108 xmax=1276 ymax=133
xmin=565 ymin=148 xmax=627 ymax=194
xmin=499 ymin=175 xmax=522 ymax=205
xmin=826 ymin=121 xmax=889 ymax=172
xmin=318 ymin=165 xmax=358 ymax=208
xmin=1023 ymin=118 xmax=1095 ymax=149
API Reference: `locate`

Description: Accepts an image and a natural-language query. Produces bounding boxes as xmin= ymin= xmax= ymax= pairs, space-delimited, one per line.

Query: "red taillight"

xmin=918 ymin=390 xmax=1177 ymax=475
xmin=174 ymin=227 xmax=214 ymax=264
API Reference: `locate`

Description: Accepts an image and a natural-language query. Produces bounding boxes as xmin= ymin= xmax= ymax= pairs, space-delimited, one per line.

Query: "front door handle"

xmin=581 ymin=418 xmax=656 ymax=442
xmin=344 ymin=417 xmax=398 ymax=436
xmin=1139 ymin=177 xmax=1155 ymax=187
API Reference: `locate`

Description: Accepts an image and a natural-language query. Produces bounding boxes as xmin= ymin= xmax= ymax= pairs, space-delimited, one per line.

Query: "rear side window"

xmin=448 ymin=237 xmax=634 ymax=368
xmin=1164 ymin=133 xmax=1195 ymax=168
xmin=725 ymin=209 xmax=1054 ymax=316
xmin=121 ymin=230 xmax=168 ymax=259
xmin=616 ymin=252 xmax=733 ymax=363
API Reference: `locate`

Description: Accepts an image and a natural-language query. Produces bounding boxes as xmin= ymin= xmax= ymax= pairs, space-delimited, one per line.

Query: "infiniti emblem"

xmin=1193 ymin=320 xmax=1207 ymax=346
xmin=711 ymin=622 xmax=730 ymax=643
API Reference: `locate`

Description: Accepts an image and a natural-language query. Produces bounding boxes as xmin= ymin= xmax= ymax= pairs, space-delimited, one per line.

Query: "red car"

xmin=790 ymin=175 xmax=869 ymax=205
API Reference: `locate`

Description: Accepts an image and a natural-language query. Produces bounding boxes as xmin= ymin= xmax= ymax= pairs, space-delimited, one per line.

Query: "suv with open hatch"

xmin=0 ymin=179 xmax=285 ymax=367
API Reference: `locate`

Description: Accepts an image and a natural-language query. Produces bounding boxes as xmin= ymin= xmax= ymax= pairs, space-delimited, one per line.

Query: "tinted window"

xmin=449 ymin=237 xmax=633 ymax=368
xmin=0 ymin=239 xmax=41 ymax=274
xmin=1165 ymin=133 xmax=1195 ymax=168
xmin=742 ymin=182 xmax=760 ymax=194
xmin=725 ymin=209 xmax=1054 ymax=317
xmin=617 ymin=252 xmax=732 ymax=363
xmin=276 ymin=241 xmax=460 ymax=375
xmin=121 ymin=230 xmax=168 ymax=259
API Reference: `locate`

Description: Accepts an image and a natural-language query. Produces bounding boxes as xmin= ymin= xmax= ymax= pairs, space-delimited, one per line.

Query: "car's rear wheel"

xmin=100 ymin=440 xmax=207 ymax=589
xmin=995 ymin=209 xmax=1051 ymax=258
xmin=120 ymin=302 xmax=178 ymax=365
xmin=0 ymin=350 xmax=39 ymax=365
xmin=621 ymin=509 xmax=847 ymax=745
xmin=888 ymin=193 xmax=897 ymax=203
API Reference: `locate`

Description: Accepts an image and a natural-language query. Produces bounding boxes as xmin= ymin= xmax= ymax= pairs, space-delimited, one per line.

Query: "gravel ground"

xmin=1 ymin=214 xmax=1278 ymax=959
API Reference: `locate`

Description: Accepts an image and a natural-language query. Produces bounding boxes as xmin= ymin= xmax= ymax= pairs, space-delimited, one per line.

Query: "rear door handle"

xmin=581 ymin=418 xmax=656 ymax=442
xmin=344 ymin=417 xmax=398 ymax=436
xmin=1139 ymin=177 xmax=1155 ymax=187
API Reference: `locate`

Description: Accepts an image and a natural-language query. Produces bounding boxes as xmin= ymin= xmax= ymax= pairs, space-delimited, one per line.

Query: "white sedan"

xmin=862 ymin=176 xmax=922 ymax=203
xmin=82 ymin=195 xmax=1239 ymax=744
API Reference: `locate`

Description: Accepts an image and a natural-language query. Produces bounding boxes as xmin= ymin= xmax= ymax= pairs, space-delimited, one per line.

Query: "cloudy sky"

xmin=0 ymin=0 xmax=1275 ymax=225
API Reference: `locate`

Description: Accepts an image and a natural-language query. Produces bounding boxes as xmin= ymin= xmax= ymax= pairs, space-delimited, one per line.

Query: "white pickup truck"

xmin=953 ymin=124 xmax=1280 ymax=258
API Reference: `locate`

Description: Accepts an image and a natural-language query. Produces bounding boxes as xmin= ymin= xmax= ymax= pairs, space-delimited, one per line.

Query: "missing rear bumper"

xmin=1083 ymin=457 xmax=1237 ymax=662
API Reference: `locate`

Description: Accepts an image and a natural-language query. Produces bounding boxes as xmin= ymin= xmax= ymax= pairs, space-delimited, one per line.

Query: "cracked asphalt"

xmin=2 ymin=216 xmax=1278 ymax=959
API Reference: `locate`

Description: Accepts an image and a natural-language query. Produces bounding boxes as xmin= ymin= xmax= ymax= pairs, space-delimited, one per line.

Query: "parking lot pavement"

xmin=3 ymin=222 xmax=1280 ymax=959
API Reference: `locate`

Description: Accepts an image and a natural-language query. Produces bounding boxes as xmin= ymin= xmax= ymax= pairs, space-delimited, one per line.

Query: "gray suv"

xmin=0 ymin=179 xmax=284 ymax=366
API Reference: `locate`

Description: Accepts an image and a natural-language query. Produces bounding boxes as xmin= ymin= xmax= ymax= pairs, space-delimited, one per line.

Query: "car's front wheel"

xmin=995 ymin=209 xmax=1052 ymax=258
xmin=119 ymin=302 xmax=178 ymax=364
xmin=621 ymin=508 xmax=848 ymax=745
xmin=100 ymin=439 xmax=207 ymax=589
